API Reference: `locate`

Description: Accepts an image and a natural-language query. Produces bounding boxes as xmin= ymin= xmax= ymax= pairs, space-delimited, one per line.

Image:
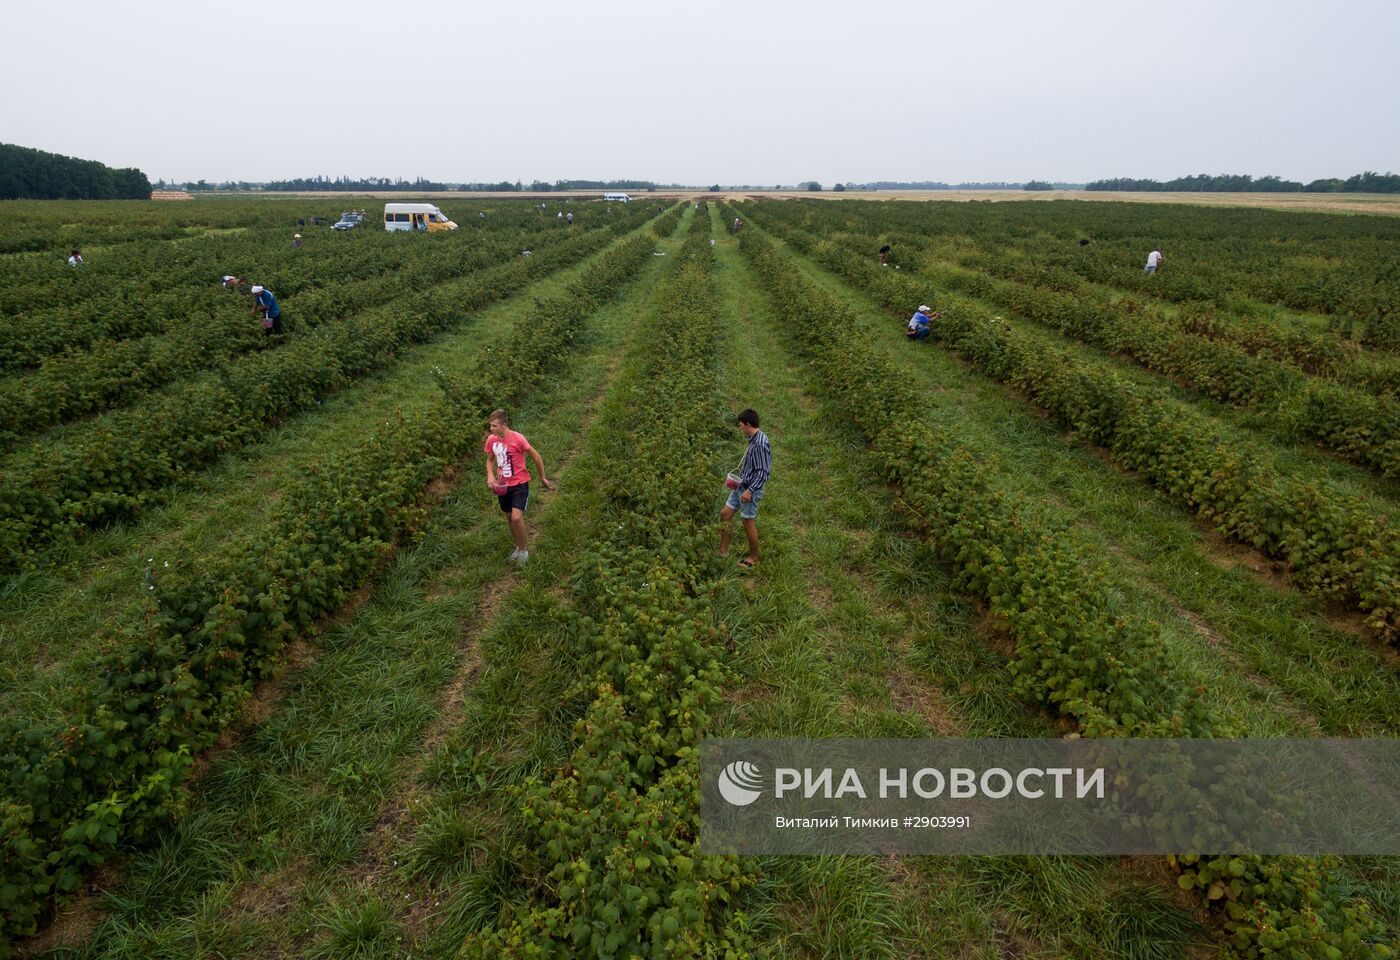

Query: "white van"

xmin=602 ymin=192 xmax=631 ymax=203
xmin=383 ymin=202 xmax=458 ymax=232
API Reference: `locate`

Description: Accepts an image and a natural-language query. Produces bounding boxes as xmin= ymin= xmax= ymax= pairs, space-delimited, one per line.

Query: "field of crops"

xmin=2 ymin=195 xmax=1399 ymax=959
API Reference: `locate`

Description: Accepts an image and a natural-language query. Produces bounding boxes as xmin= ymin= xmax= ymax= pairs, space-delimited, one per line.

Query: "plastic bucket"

xmin=725 ymin=472 xmax=742 ymax=490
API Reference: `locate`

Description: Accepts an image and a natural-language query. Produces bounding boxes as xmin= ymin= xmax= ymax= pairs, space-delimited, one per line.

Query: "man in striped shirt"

xmin=720 ymin=408 xmax=771 ymax=569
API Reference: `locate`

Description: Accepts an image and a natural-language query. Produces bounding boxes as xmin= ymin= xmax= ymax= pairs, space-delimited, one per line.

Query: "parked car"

xmin=333 ymin=211 xmax=365 ymax=231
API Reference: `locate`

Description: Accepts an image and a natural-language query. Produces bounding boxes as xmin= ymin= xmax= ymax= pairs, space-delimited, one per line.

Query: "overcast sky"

xmin=3 ymin=0 xmax=1396 ymax=185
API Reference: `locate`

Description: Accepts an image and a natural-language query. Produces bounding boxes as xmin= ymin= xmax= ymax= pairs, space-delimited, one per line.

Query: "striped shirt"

xmin=739 ymin=429 xmax=772 ymax=496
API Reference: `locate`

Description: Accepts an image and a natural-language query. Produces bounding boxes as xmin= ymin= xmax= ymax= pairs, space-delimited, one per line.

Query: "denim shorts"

xmin=725 ymin=486 xmax=763 ymax=520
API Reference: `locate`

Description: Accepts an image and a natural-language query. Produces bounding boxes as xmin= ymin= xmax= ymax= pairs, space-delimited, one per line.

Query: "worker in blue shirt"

xmin=250 ymin=285 xmax=283 ymax=335
xmin=906 ymin=304 xmax=939 ymax=341
xmin=720 ymin=408 xmax=772 ymax=569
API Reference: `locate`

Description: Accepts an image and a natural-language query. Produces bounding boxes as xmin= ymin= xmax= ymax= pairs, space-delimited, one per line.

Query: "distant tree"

xmin=0 ymin=143 xmax=151 ymax=199
xmin=1253 ymin=175 xmax=1303 ymax=192
xmin=833 ymin=182 xmax=846 ymax=192
xmin=554 ymin=180 xmax=659 ymax=191
xmin=804 ymin=181 xmax=822 ymax=192
xmin=847 ymin=181 xmax=951 ymax=190
xmin=262 ymin=175 xmax=446 ymax=192
xmin=1082 ymin=172 xmax=1373 ymax=192
xmin=1346 ymin=171 xmax=1400 ymax=193
xmin=1023 ymin=180 xmax=1054 ymax=191
xmin=708 ymin=184 xmax=721 ymax=191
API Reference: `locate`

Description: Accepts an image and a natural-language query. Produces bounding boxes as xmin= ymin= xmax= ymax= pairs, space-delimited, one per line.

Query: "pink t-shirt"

xmin=484 ymin=430 xmax=532 ymax=486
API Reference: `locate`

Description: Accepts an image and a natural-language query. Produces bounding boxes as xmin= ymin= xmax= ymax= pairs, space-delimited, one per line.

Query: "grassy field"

xmin=815 ymin=190 xmax=1400 ymax=215
xmin=3 ymin=196 xmax=1398 ymax=958
xmin=217 ymin=188 xmax=1400 ymax=217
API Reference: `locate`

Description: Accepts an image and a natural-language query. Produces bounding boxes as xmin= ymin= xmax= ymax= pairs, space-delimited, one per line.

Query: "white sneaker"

xmin=513 ymin=550 xmax=529 ymax=565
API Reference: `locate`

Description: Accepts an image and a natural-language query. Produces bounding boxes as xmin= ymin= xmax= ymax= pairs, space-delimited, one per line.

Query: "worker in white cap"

xmin=292 ymin=233 xmax=303 ymax=248
xmin=250 ymin=285 xmax=283 ymax=335
xmin=906 ymin=304 xmax=940 ymax=341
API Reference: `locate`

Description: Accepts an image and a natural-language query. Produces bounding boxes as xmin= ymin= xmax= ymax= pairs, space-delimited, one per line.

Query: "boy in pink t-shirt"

xmin=484 ymin=408 xmax=554 ymax=564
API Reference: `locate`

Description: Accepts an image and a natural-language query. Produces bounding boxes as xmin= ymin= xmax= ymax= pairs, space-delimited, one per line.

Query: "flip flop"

xmin=736 ymin=558 xmax=756 ymax=569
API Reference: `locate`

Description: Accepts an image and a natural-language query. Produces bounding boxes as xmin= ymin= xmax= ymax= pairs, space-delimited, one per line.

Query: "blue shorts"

xmin=497 ymin=481 xmax=529 ymax=514
xmin=725 ymin=486 xmax=763 ymax=520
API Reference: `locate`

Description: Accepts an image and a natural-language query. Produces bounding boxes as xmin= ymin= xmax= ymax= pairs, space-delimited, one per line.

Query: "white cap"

xmin=918 ymin=305 xmax=931 ymax=313
xmin=251 ymin=285 xmax=264 ymax=294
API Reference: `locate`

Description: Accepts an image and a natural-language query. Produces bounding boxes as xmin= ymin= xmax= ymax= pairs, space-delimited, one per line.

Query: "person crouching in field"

xmin=1145 ymin=248 xmax=1164 ymax=274
xmin=484 ymin=408 xmax=553 ymax=565
xmin=906 ymin=304 xmax=939 ymax=340
xmin=250 ymin=285 xmax=283 ymax=335
xmin=720 ymin=408 xmax=771 ymax=570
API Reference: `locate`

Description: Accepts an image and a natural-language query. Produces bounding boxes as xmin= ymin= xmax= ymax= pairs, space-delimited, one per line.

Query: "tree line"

xmin=0 ymin=143 xmax=151 ymax=200
xmin=1086 ymin=172 xmax=1400 ymax=193
xmin=160 ymin=176 xmax=664 ymax=193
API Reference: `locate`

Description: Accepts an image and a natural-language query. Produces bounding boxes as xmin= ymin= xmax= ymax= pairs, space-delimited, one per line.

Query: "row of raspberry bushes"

xmin=0 ymin=197 xmax=611 ymax=318
xmin=735 ymin=225 xmax=1213 ymax=739
xmin=0 ymin=213 xmax=660 ymax=571
xmin=0 ymin=200 xmax=652 ymax=371
xmin=750 ymin=211 xmax=1400 ymax=641
xmin=753 ymin=198 xmax=1397 ymax=382
xmin=649 ymin=202 xmax=686 ymax=238
xmin=0 ymin=199 xmax=292 ymax=262
xmin=755 ymin=195 xmax=1400 ymax=353
xmin=850 ymin=234 xmax=1400 ymax=480
xmin=732 ymin=218 xmax=1396 ymax=960
xmin=1016 ymin=235 xmax=1400 ymax=355
xmin=957 ymin=246 xmax=1400 ymax=398
xmin=1 ymin=227 xmax=440 ymax=370
xmin=811 ymin=215 xmax=1400 ymax=461
xmin=0 ymin=227 xmax=664 ymax=945
xmin=0 ymin=218 xmax=617 ymax=446
xmin=462 ymin=209 xmax=756 ymax=957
